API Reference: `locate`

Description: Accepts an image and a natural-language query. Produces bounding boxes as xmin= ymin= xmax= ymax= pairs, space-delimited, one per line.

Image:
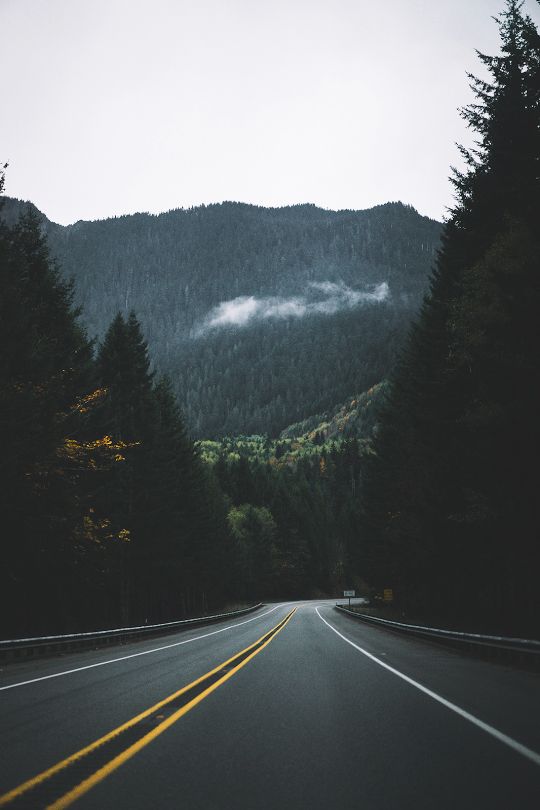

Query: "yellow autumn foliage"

xmin=59 ymin=435 xmax=138 ymax=463
xmin=71 ymin=387 xmax=108 ymax=415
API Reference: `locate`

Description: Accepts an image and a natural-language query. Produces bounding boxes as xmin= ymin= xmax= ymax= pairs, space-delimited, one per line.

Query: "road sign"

xmin=343 ymin=589 xmax=355 ymax=607
xmin=383 ymin=588 xmax=393 ymax=602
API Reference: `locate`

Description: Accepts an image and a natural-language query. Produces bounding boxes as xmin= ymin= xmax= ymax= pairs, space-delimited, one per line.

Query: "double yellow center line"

xmin=0 ymin=607 xmax=296 ymax=808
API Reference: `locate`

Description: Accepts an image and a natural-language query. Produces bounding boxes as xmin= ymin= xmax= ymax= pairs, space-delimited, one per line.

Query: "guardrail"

xmin=334 ymin=605 xmax=540 ymax=662
xmin=0 ymin=603 xmax=264 ymax=662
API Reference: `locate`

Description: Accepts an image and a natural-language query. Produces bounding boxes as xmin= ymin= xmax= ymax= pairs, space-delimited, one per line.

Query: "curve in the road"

xmin=316 ymin=607 xmax=540 ymax=768
xmin=0 ymin=603 xmax=291 ymax=693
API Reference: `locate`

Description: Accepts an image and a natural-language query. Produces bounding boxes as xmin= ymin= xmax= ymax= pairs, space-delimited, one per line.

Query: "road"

xmin=1 ymin=601 xmax=539 ymax=808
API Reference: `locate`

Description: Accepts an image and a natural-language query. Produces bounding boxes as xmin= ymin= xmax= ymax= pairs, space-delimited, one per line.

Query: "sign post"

xmin=343 ymin=589 xmax=355 ymax=607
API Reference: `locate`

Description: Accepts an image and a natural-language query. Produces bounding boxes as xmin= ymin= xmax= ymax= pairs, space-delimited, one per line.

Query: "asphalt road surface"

xmin=1 ymin=601 xmax=539 ymax=809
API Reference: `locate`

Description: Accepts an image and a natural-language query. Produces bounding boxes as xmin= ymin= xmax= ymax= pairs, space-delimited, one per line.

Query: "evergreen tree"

xmin=362 ymin=0 xmax=540 ymax=632
xmin=97 ymin=311 xmax=154 ymax=441
xmin=96 ymin=315 xmax=236 ymax=622
xmin=138 ymin=376 xmax=211 ymax=619
xmin=228 ymin=504 xmax=280 ymax=599
xmin=0 ymin=200 xmax=97 ymax=633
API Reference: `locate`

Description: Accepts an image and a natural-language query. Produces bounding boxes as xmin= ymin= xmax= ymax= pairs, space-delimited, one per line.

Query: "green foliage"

xmin=197 ymin=382 xmax=387 ymax=468
xmin=194 ymin=390 xmax=383 ymax=601
xmin=209 ymin=436 xmax=367 ymax=599
xmin=279 ymin=381 xmax=389 ymax=443
xmin=228 ymin=505 xmax=280 ymax=598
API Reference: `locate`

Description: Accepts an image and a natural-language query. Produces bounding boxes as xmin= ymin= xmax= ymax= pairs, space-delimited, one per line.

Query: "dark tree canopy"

xmin=362 ymin=0 xmax=540 ymax=633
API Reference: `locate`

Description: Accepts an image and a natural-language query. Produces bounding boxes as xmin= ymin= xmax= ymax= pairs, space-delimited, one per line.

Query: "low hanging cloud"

xmin=194 ymin=281 xmax=389 ymax=335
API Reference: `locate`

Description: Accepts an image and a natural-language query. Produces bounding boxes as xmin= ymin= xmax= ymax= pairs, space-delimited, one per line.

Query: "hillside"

xmin=279 ymin=381 xmax=389 ymax=442
xmin=1 ymin=197 xmax=441 ymax=436
xmin=198 ymin=381 xmax=387 ymax=468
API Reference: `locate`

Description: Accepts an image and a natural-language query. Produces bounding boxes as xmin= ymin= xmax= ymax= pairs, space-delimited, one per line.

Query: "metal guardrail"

xmin=0 ymin=603 xmax=264 ymax=661
xmin=334 ymin=605 xmax=540 ymax=657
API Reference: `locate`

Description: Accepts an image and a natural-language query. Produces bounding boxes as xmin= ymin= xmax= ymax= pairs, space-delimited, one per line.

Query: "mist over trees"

xmin=175 ymin=304 xmax=408 ymax=436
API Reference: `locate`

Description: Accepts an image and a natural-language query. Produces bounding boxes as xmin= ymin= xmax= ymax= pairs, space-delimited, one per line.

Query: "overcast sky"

xmin=2 ymin=0 xmax=539 ymax=225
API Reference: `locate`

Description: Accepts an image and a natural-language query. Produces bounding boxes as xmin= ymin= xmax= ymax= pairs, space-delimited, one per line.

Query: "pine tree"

xmin=0 ymin=202 xmax=96 ymax=633
xmin=362 ymin=0 xmax=540 ymax=632
xmin=136 ymin=376 xmax=204 ymax=619
xmin=96 ymin=316 xmax=235 ymax=621
xmin=97 ymin=311 xmax=154 ymax=441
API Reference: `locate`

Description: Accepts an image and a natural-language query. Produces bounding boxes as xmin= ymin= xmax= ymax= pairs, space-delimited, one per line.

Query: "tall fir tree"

xmin=0 ymin=198 xmax=98 ymax=633
xmin=96 ymin=315 xmax=235 ymax=622
xmin=362 ymin=0 xmax=540 ymax=632
xmin=97 ymin=311 xmax=154 ymax=441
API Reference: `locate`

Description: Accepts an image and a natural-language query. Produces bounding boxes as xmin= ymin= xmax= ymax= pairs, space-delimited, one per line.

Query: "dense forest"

xmin=175 ymin=306 xmax=403 ymax=436
xmin=0 ymin=168 xmax=370 ymax=634
xmin=1 ymin=0 xmax=538 ymax=639
xmin=1 ymin=196 xmax=441 ymax=436
xmin=0 ymin=194 xmax=233 ymax=634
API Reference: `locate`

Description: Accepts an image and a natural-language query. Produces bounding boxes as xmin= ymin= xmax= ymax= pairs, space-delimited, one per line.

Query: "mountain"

xmin=1 ymin=197 xmax=442 ymax=436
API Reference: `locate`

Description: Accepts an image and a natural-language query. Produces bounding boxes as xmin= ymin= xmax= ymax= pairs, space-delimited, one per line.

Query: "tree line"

xmin=0 ymin=190 xmax=232 ymax=635
xmin=359 ymin=0 xmax=540 ymax=635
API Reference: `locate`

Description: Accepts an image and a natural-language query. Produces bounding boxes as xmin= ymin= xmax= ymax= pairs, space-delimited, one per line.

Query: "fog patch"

xmin=194 ymin=281 xmax=389 ymax=335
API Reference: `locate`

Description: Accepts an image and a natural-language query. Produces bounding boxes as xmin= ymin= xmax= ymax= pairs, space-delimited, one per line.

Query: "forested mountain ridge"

xmin=0 ymin=199 xmax=441 ymax=328
xmin=1 ymin=197 xmax=441 ymax=436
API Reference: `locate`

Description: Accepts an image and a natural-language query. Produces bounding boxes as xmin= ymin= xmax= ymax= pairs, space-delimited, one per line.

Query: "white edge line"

xmin=1 ymin=604 xmax=265 ymax=645
xmin=315 ymin=607 xmax=540 ymax=768
xmin=0 ymin=604 xmax=290 ymax=692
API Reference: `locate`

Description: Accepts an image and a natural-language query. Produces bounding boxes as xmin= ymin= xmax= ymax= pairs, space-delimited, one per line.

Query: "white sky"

xmin=2 ymin=0 xmax=539 ymax=225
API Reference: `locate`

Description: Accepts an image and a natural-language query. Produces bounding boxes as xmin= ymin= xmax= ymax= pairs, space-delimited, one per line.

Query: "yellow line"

xmin=50 ymin=608 xmax=296 ymax=809
xmin=0 ymin=608 xmax=295 ymax=809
